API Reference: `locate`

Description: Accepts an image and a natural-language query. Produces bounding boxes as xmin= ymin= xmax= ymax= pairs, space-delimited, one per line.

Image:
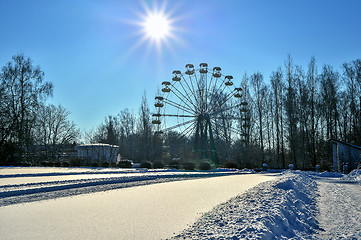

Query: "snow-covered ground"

xmin=1 ymin=167 xmax=361 ymax=239
xmin=0 ymin=169 xmax=273 ymax=240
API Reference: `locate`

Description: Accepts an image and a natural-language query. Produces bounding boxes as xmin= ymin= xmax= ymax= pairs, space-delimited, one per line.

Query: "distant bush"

xmin=21 ymin=162 xmax=31 ymax=167
xmin=101 ymin=161 xmax=109 ymax=168
xmin=225 ymin=162 xmax=238 ymax=169
xmin=182 ymin=161 xmax=196 ymax=170
xmin=90 ymin=162 xmax=99 ymax=168
xmin=40 ymin=161 xmax=49 ymax=167
xmin=117 ymin=160 xmax=133 ymax=168
xmin=53 ymin=162 xmax=61 ymax=167
xmin=140 ymin=161 xmax=152 ymax=169
xmin=168 ymin=160 xmax=180 ymax=169
xmin=70 ymin=158 xmax=82 ymax=167
xmin=198 ymin=161 xmax=212 ymax=170
xmin=153 ymin=160 xmax=165 ymax=169
xmin=62 ymin=161 xmax=70 ymax=167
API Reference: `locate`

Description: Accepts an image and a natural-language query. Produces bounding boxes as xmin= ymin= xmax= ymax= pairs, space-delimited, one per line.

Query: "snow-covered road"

xmin=0 ymin=173 xmax=274 ymax=240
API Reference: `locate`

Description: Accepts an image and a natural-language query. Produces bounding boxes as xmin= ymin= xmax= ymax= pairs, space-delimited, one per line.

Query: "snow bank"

xmin=317 ymin=171 xmax=343 ymax=178
xmin=212 ymin=168 xmax=256 ymax=173
xmin=342 ymin=169 xmax=361 ymax=182
xmin=173 ymin=171 xmax=319 ymax=239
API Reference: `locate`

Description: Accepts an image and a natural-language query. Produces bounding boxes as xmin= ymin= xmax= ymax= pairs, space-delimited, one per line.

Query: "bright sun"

xmin=144 ymin=13 xmax=170 ymax=40
xmin=126 ymin=1 xmax=180 ymax=54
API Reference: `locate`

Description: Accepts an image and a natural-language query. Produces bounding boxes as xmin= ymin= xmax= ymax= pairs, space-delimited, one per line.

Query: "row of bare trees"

xmin=88 ymin=93 xmax=164 ymax=162
xmin=0 ymin=54 xmax=80 ymax=165
xmin=235 ymin=56 xmax=361 ymax=170
xmin=89 ymin=56 xmax=360 ymax=170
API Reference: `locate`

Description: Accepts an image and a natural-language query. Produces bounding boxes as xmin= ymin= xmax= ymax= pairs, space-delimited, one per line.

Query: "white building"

xmin=329 ymin=139 xmax=361 ymax=172
xmin=75 ymin=144 xmax=120 ymax=164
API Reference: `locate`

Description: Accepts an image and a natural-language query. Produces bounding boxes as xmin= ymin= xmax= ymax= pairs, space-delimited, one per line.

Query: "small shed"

xmin=75 ymin=143 xmax=120 ymax=164
xmin=329 ymin=139 xmax=361 ymax=172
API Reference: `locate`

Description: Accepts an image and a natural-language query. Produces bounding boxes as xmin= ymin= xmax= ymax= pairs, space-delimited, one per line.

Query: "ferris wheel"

xmin=152 ymin=63 xmax=248 ymax=163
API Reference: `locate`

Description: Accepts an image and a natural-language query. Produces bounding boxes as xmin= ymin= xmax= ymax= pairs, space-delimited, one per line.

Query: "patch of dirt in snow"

xmin=316 ymin=170 xmax=361 ymax=240
xmin=172 ymin=171 xmax=320 ymax=240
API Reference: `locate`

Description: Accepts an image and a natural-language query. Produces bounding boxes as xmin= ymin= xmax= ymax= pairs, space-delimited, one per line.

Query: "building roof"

xmin=328 ymin=139 xmax=361 ymax=151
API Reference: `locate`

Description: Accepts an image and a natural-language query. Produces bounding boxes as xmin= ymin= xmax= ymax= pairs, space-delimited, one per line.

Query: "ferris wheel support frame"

xmin=193 ymin=114 xmax=218 ymax=164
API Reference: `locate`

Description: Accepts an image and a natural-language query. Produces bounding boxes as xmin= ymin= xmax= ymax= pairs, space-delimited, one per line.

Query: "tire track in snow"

xmin=0 ymin=172 xmax=239 ymax=207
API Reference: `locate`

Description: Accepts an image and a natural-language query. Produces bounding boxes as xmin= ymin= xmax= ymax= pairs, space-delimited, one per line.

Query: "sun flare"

xmin=144 ymin=13 xmax=170 ymax=40
xmin=125 ymin=1 xmax=182 ymax=56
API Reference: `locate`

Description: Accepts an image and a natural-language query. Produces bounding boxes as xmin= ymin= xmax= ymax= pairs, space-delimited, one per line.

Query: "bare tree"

xmin=119 ymin=108 xmax=136 ymax=159
xmin=35 ymin=104 xmax=80 ymax=158
xmin=342 ymin=59 xmax=361 ymax=145
xmin=270 ymin=68 xmax=285 ymax=168
xmin=320 ymin=65 xmax=339 ymax=140
xmin=306 ymin=56 xmax=319 ymax=167
xmin=92 ymin=115 xmax=120 ymax=145
xmin=137 ymin=91 xmax=152 ymax=161
xmin=284 ymin=55 xmax=299 ymax=168
xmin=250 ymin=72 xmax=266 ymax=162
xmin=0 ymin=54 xmax=53 ymax=163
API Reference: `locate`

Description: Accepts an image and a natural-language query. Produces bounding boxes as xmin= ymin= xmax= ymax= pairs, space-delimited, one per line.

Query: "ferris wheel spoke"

xmin=159 ymin=114 xmax=196 ymax=118
xmin=180 ymin=74 xmax=197 ymax=101
xmin=164 ymin=122 xmax=197 ymax=146
xmin=204 ymin=73 xmax=209 ymax=111
xmin=210 ymin=73 xmax=226 ymax=99
xmin=176 ymin=78 xmax=201 ymax=113
xmin=208 ymin=82 xmax=229 ymax=109
xmin=210 ymin=120 xmax=231 ymax=142
xmin=206 ymin=74 xmax=214 ymax=98
xmin=178 ymin=121 xmax=197 ymax=139
xmin=164 ymin=98 xmax=196 ymax=115
xmin=210 ymin=120 xmax=240 ymax=143
xmin=186 ymin=74 xmax=202 ymax=110
xmin=210 ymin=100 xmax=248 ymax=116
xmin=193 ymin=72 xmax=203 ymax=102
xmin=198 ymin=73 xmax=209 ymax=113
xmin=211 ymin=119 xmax=243 ymax=136
xmin=169 ymin=87 xmax=199 ymax=114
xmin=208 ymin=90 xmax=237 ymax=115
xmin=213 ymin=115 xmax=245 ymax=120
xmin=163 ymin=118 xmax=197 ymax=132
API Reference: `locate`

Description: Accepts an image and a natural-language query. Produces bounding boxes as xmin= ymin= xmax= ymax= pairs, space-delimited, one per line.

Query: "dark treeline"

xmin=0 ymin=54 xmax=80 ymax=165
xmin=1 ymin=54 xmax=360 ymax=170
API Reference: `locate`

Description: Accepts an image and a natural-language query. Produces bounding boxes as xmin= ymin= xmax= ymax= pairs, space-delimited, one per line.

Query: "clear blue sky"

xmin=1 ymin=0 xmax=360 ymax=131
